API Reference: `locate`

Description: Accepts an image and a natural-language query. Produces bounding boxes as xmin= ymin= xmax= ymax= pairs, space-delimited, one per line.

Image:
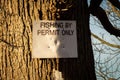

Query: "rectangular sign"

xmin=32 ymin=20 xmax=78 ymax=58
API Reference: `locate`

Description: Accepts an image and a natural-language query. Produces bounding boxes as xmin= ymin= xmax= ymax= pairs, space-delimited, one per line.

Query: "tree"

xmin=1 ymin=0 xmax=120 ymax=79
xmin=92 ymin=37 xmax=120 ymax=80
xmin=0 ymin=0 xmax=96 ymax=80
xmin=90 ymin=0 xmax=120 ymax=80
xmin=89 ymin=0 xmax=120 ymax=37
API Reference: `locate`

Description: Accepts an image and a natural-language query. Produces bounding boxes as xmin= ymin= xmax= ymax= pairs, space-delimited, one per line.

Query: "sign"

xmin=32 ymin=20 xmax=78 ymax=58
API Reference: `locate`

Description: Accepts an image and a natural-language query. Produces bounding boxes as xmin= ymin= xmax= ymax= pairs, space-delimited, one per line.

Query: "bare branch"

xmin=108 ymin=0 xmax=120 ymax=10
xmin=91 ymin=33 xmax=120 ymax=49
xmin=89 ymin=0 xmax=120 ymax=37
xmin=92 ymin=7 xmax=120 ymax=37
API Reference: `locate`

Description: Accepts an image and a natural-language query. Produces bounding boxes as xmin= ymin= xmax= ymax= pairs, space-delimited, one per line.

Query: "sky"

xmin=89 ymin=0 xmax=120 ymax=79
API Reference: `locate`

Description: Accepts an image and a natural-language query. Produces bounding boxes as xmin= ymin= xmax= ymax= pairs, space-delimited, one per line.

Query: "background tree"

xmin=90 ymin=0 xmax=120 ymax=80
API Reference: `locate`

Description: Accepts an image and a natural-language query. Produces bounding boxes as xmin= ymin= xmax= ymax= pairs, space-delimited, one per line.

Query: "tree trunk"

xmin=0 ymin=0 xmax=96 ymax=80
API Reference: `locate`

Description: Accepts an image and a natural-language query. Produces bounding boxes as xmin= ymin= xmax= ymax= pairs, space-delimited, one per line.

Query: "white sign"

xmin=32 ymin=20 xmax=78 ymax=58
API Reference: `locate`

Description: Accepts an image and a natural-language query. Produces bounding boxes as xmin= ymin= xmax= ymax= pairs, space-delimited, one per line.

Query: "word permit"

xmin=37 ymin=21 xmax=74 ymax=35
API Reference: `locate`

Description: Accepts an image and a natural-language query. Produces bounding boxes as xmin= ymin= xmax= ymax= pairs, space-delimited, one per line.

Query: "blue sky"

xmin=89 ymin=0 xmax=120 ymax=79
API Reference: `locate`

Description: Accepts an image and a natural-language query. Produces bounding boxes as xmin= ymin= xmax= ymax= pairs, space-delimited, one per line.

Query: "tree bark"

xmin=0 ymin=0 xmax=96 ymax=80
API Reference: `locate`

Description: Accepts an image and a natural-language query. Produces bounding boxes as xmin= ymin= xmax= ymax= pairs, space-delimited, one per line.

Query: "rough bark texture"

xmin=0 ymin=0 xmax=96 ymax=80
